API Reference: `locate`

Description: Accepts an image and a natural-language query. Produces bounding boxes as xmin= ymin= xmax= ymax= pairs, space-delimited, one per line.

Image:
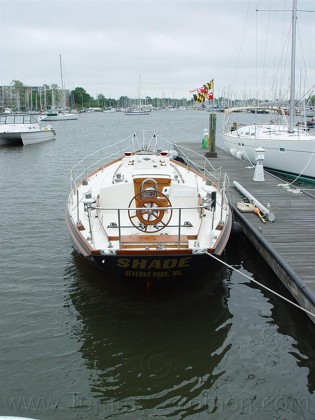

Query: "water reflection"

xmin=226 ymin=233 xmax=315 ymax=395
xmin=64 ymin=233 xmax=315 ymax=418
xmin=65 ymin=251 xmax=232 ymax=417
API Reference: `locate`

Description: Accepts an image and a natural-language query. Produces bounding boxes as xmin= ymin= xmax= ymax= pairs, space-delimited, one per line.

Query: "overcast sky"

xmin=0 ymin=0 xmax=314 ymax=100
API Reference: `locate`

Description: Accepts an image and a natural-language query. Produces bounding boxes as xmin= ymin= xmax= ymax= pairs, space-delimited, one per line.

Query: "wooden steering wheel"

xmin=128 ymin=191 xmax=172 ymax=232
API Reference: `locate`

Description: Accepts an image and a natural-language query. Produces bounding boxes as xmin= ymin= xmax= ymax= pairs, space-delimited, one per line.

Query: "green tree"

xmin=118 ymin=96 xmax=129 ymax=109
xmin=71 ymin=87 xmax=91 ymax=109
xmin=10 ymin=80 xmax=25 ymax=111
xmin=97 ymin=93 xmax=105 ymax=108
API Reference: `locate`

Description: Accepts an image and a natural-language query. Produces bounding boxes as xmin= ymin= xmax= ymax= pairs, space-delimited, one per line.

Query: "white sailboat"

xmin=222 ymin=0 xmax=315 ymax=183
xmin=41 ymin=55 xmax=78 ymax=121
xmin=125 ymin=75 xmax=150 ymax=115
xmin=66 ymin=131 xmax=232 ymax=281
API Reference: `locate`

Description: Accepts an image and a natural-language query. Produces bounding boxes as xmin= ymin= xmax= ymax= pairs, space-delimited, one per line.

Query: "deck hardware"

xmin=253 ymin=147 xmax=265 ymax=182
xmin=82 ymin=196 xmax=96 ymax=212
xmin=233 ymin=181 xmax=275 ymax=222
xmin=108 ymin=222 xmax=117 ymax=228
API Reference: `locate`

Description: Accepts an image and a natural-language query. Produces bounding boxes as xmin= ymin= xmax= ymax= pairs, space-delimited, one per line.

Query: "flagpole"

xmin=206 ymin=79 xmax=217 ymax=158
xmin=191 ymin=79 xmax=217 ymax=158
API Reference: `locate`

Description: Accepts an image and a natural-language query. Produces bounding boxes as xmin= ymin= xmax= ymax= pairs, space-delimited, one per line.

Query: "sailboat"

xmin=66 ymin=131 xmax=232 ymax=280
xmin=222 ymin=0 xmax=315 ymax=183
xmin=41 ymin=55 xmax=78 ymax=121
xmin=125 ymin=75 xmax=150 ymax=115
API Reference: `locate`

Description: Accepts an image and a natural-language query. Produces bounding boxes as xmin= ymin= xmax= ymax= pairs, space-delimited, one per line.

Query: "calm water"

xmin=0 ymin=110 xmax=315 ymax=420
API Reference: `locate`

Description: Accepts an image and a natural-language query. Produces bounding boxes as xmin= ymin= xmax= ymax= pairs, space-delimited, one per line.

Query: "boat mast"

xmin=289 ymin=0 xmax=297 ymax=133
xmin=138 ymin=74 xmax=142 ymax=108
xmin=59 ymin=54 xmax=65 ymax=110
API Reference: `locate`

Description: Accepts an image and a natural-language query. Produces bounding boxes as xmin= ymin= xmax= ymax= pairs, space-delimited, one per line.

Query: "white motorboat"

xmin=125 ymin=107 xmax=150 ymax=116
xmin=222 ymin=0 xmax=315 ymax=183
xmin=66 ymin=131 xmax=232 ymax=281
xmin=0 ymin=113 xmax=55 ymax=146
xmin=40 ymin=109 xmax=78 ymax=121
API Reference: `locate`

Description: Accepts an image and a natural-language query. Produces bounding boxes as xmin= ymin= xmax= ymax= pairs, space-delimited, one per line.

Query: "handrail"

xmin=93 ymin=204 xmax=210 ymax=212
xmin=173 ymin=143 xmax=223 ymax=185
xmin=69 ymin=131 xmax=230 ymax=226
xmin=92 ymin=203 xmax=215 ymax=249
xmin=69 ymin=131 xmax=179 ymax=195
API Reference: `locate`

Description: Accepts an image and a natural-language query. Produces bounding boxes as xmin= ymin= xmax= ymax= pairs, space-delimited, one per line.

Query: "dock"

xmin=176 ymin=142 xmax=315 ymax=324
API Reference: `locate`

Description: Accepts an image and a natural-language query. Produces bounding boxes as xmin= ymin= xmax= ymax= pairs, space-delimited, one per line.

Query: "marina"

xmin=1 ymin=0 xmax=315 ymax=418
xmin=222 ymin=0 xmax=315 ymax=183
xmin=0 ymin=110 xmax=315 ymax=419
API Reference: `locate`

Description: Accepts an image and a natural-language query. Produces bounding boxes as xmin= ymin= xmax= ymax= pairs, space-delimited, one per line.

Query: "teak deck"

xmin=177 ymin=142 xmax=315 ymax=323
xmin=119 ymin=234 xmax=190 ymax=249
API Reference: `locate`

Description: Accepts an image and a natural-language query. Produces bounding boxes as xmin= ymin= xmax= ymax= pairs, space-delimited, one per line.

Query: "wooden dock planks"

xmin=176 ymin=142 xmax=315 ymax=321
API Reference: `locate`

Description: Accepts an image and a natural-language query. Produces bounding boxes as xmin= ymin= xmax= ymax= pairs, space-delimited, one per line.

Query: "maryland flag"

xmin=203 ymin=80 xmax=213 ymax=91
xmin=191 ymin=79 xmax=214 ymax=103
xmin=193 ymin=92 xmax=206 ymax=103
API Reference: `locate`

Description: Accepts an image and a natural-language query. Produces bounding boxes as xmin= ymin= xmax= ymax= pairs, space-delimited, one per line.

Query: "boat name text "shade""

xmin=116 ymin=257 xmax=191 ymax=270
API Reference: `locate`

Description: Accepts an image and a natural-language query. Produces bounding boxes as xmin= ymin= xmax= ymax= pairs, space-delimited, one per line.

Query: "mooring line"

xmin=205 ymin=251 xmax=315 ymax=319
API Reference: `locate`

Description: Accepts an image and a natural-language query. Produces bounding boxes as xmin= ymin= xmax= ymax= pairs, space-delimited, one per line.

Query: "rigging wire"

xmin=257 ymin=3 xmax=315 ymax=100
xmin=232 ymin=0 xmax=251 ymax=98
xmin=205 ymin=251 xmax=315 ymax=319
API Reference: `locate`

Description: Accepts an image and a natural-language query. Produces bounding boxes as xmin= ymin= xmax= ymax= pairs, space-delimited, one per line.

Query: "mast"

xmin=59 ymin=54 xmax=65 ymax=110
xmin=52 ymin=87 xmax=55 ymax=109
xmin=289 ymin=0 xmax=297 ymax=132
xmin=138 ymin=74 xmax=141 ymax=108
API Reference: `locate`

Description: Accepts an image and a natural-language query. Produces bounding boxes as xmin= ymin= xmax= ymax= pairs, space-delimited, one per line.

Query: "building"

xmin=0 ymin=84 xmax=70 ymax=112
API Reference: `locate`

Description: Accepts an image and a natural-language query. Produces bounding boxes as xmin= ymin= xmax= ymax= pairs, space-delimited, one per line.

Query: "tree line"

xmin=5 ymin=81 xmax=192 ymax=111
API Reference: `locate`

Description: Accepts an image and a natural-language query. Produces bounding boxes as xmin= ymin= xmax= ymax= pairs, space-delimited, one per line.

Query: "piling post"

xmin=205 ymin=112 xmax=217 ymax=158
